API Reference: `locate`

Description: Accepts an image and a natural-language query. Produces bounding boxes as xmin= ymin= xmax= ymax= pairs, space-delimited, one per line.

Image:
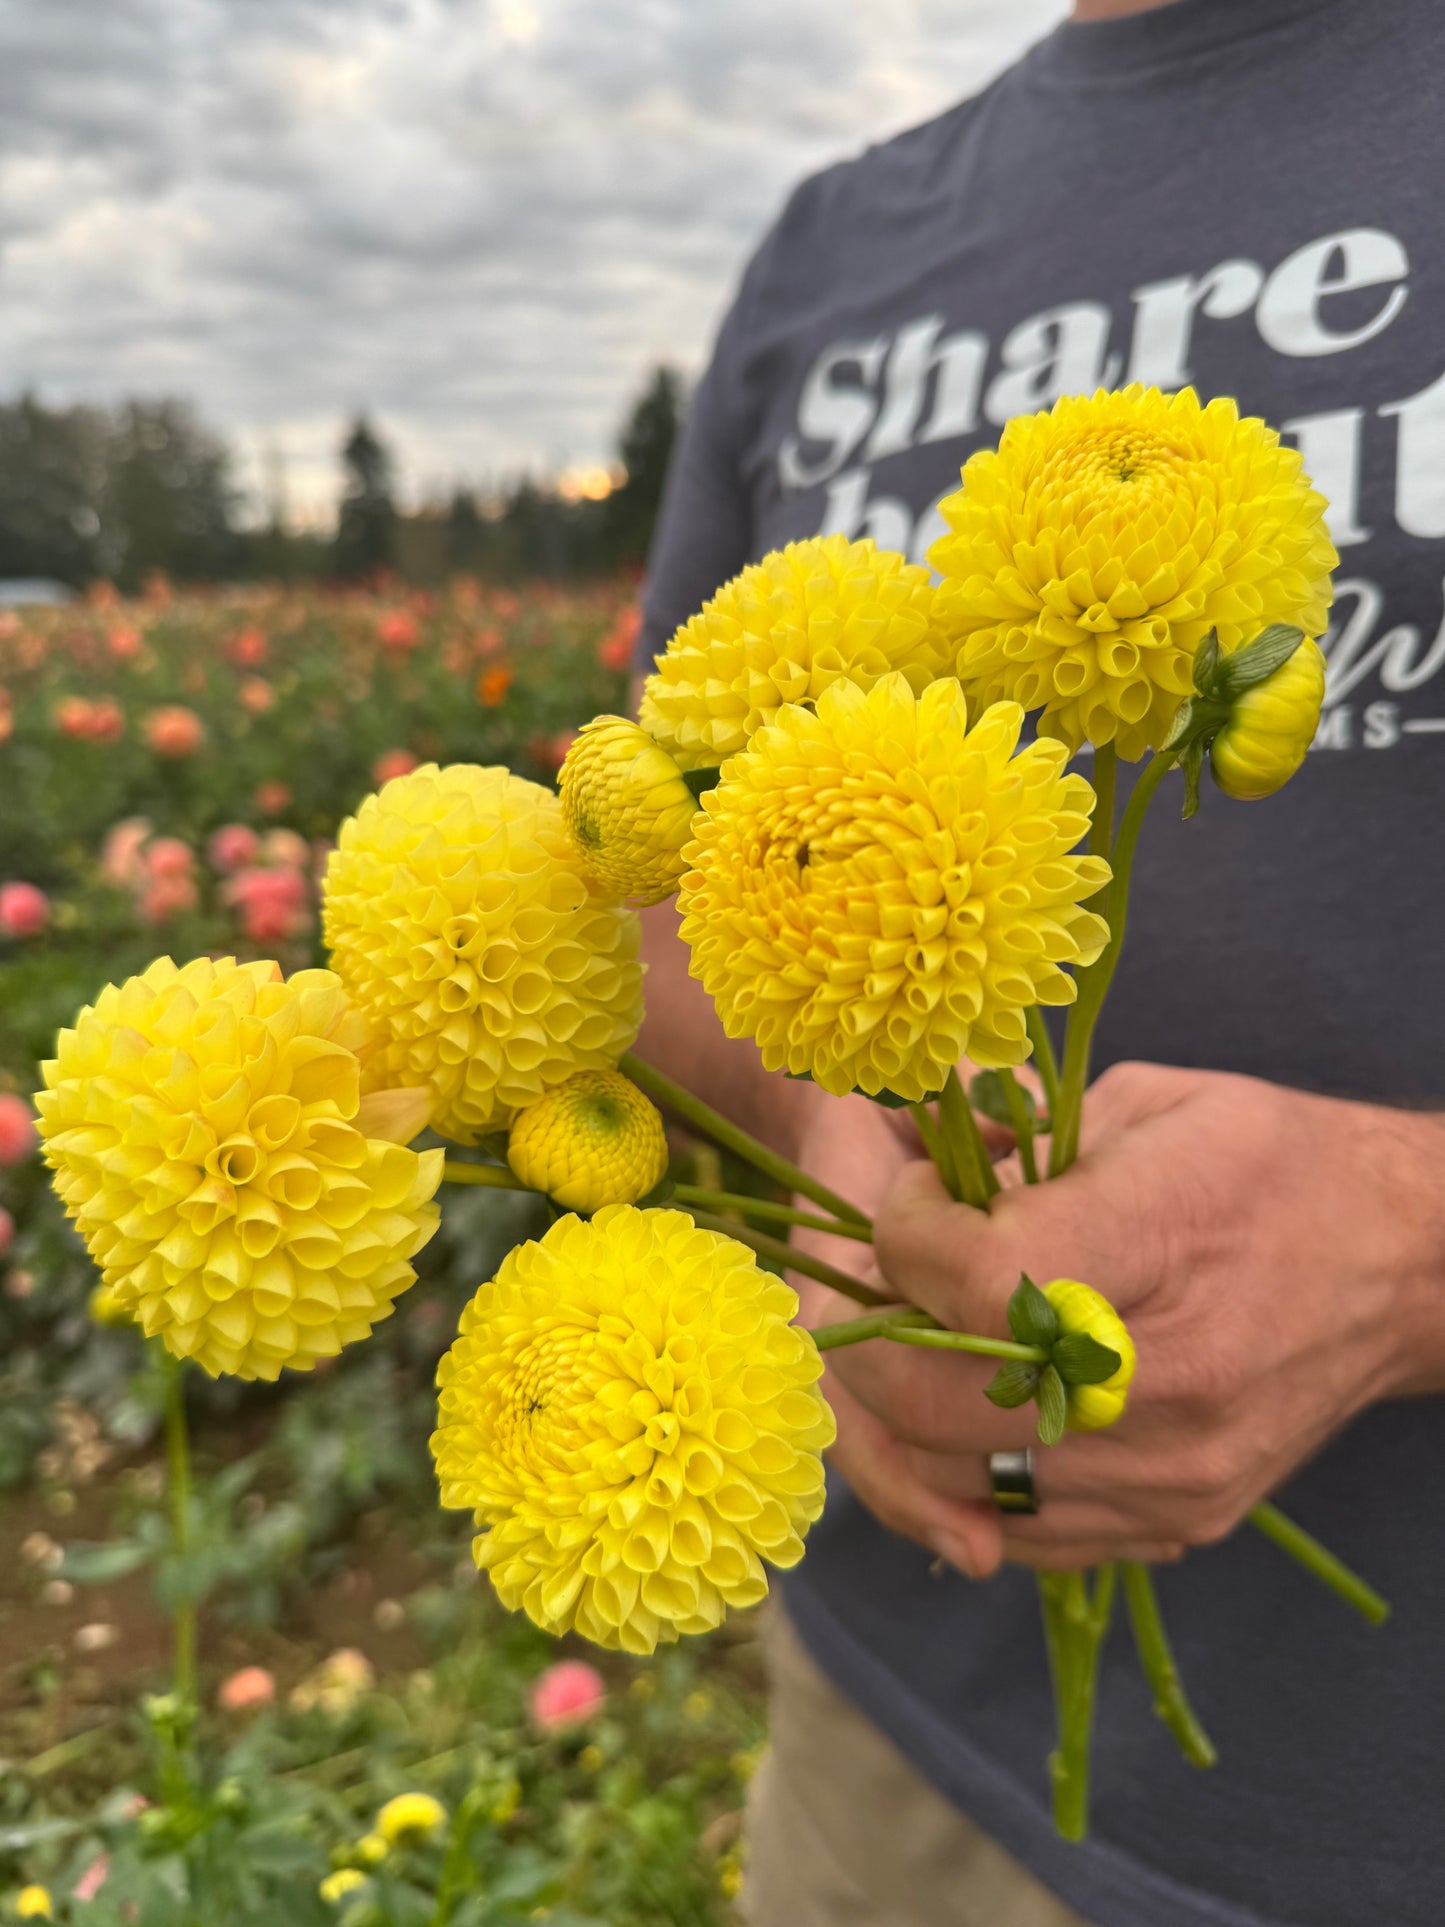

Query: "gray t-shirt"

xmin=638 ymin=2 xmax=1444 ymax=1922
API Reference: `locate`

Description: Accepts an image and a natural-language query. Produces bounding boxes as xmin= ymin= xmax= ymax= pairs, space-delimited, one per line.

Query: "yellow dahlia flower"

xmin=640 ymin=534 xmax=962 ymax=770
xmin=1044 ymin=1279 xmax=1135 ymax=1432
xmin=507 ymin=1068 xmax=668 ymax=1211
xmin=16 ymin=1889 xmax=53 ymax=1921
xmin=930 ymin=386 xmax=1337 ymax=760
xmin=375 ymin=1792 xmax=447 ymax=1848
xmin=1209 ymin=635 xmax=1326 ymax=801
xmin=36 ymin=957 xmax=443 ymax=1380
xmin=322 ymin=764 xmax=643 ymax=1143
xmin=431 ymin=1204 xmax=835 ymax=1655
xmin=678 ymin=675 xmax=1110 ymax=1097
xmin=319 ymin=1869 xmax=367 ymax=1904
xmin=559 ymin=716 xmax=697 ymax=905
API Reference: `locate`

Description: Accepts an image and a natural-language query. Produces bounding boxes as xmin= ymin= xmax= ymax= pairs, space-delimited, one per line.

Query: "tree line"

xmin=0 ymin=369 xmax=682 ymax=592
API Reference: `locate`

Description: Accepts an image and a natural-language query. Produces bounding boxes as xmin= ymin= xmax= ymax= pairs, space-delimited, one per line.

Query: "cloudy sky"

xmin=1 ymin=0 xmax=1066 ymax=523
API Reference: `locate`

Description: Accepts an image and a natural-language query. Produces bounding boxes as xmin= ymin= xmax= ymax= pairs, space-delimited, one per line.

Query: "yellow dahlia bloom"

xmin=323 ymin=764 xmax=643 ymax=1143
xmin=375 ymin=1792 xmax=447 ymax=1848
xmin=320 ymin=1869 xmax=367 ymax=1904
xmin=1044 ymin=1279 xmax=1135 ymax=1432
xmin=507 ymin=1068 xmax=668 ymax=1211
xmin=36 ymin=958 xmax=443 ymax=1380
xmin=431 ymin=1204 xmax=835 ymax=1655
xmin=1210 ymin=635 xmax=1326 ymax=801
xmin=16 ymin=1889 xmax=53 ymax=1921
xmin=930 ymin=386 xmax=1337 ymax=760
xmin=640 ymin=534 xmax=962 ymax=770
xmin=679 ymin=675 xmax=1110 ymax=1097
xmin=559 ymin=716 xmax=697 ymax=904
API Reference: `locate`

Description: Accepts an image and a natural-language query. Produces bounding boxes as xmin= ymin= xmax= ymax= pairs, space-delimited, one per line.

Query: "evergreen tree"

xmin=604 ymin=366 xmax=684 ymax=566
xmin=334 ymin=415 xmax=397 ymax=579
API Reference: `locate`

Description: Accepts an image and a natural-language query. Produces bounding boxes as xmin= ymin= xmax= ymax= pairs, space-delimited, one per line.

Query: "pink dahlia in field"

xmin=254 ymin=780 xmax=291 ymax=815
xmin=228 ymin=625 xmax=268 ymax=667
xmin=227 ymin=865 xmax=309 ymax=943
xmin=259 ymin=828 xmax=311 ymax=871
xmin=143 ymin=837 xmax=195 ymax=881
xmin=137 ymin=875 xmax=199 ymax=925
xmin=101 ymin=818 xmax=153 ymax=889
xmin=240 ymin=676 xmax=275 ymax=715
xmin=107 ymin=624 xmax=142 ymax=663
xmin=144 ymin=705 xmax=205 ymax=758
xmin=0 ymin=1205 xmax=14 ymax=1258
xmin=0 ymin=882 xmax=49 ymax=939
xmin=373 ymin=747 xmax=418 ymax=785
xmin=218 ymin=1666 xmax=276 ymax=1713
xmin=377 ymin=610 xmax=420 ymax=651
xmin=529 ymin=1660 xmax=606 ymax=1731
xmin=208 ymin=823 xmax=259 ymax=873
xmin=0 ymin=1095 xmax=38 ymax=1166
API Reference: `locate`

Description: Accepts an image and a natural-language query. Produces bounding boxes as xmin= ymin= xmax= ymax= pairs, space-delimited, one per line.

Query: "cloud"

xmin=0 ymin=0 xmax=1065 ymax=520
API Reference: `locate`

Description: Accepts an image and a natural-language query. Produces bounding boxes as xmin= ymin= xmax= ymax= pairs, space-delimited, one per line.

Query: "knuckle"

xmin=1168 ymin=1433 xmax=1248 ymax=1506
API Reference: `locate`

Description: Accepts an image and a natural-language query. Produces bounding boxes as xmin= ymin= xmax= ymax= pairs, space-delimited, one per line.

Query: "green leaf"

xmin=1006 ymin=1273 xmax=1060 ymax=1350
xmin=1213 ymin=623 xmax=1303 ymax=697
xmin=984 ymin=1361 xmax=1041 ymax=1409
xmin=786 ymin=1069 xmax=936 ymax=1109
xmin=59 ymin=1538 xmax=154 ymax=1584
xmin=968 ymin=1070 xmax=1033 ymax=1128
xmin=1191 ymin=628 xmax=1221 ymax=695
xmin=1163 ymin=696 xmax=1197 ymax=750
xmin=1051 ymin=1332 xmax=1122 ymax=1386
xmin=1035 ymin=1365 xmax=1068 ymax=1446
xmin=1181 ymin=739 xmax=1205 ymax=821
xmin=681 ymin=765 xmax=720 ymax=800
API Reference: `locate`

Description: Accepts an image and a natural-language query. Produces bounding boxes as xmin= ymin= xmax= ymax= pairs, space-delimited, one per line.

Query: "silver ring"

xmin=989 ymin=1448 xmax=1038 ymax=1516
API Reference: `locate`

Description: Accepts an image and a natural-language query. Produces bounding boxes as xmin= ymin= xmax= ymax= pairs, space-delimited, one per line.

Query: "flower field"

xmin=0 ymin=581 xmax=761 ymax=1924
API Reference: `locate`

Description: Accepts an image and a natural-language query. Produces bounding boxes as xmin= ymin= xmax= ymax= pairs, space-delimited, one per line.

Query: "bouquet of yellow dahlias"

xmin=36 ymin=386 xmax=1383 ymax=1847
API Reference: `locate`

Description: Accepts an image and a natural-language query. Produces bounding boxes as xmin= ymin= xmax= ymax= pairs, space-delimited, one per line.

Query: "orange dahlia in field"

xmin=929 ymin=386 xmax=1337 ymax=760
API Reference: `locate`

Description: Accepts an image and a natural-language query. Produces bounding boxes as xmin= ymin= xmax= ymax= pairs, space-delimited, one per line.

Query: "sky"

xmin=0 ymin=0 xmax=1066 ymax=524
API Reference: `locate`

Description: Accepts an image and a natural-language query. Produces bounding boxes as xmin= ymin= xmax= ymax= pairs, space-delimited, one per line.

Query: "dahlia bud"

xmin=984 ymin=1274 xmax=1134 ymax=1443
xmin=1209 ymin=634 xmax=1326 ymax=802
xmin=1043 ymin=1278 xmax=1136 ymax=1433
xmin=507 ymin=1068 xmax=668 ymax=1212
xmin=559 ymin=716 xmax=698 ymax=905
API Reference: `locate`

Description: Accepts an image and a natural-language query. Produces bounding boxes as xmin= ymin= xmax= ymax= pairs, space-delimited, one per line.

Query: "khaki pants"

xmin=743 ymin=1603 xmax=1092 ymax=1927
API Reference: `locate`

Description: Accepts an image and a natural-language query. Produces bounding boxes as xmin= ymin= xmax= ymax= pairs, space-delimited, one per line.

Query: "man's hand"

xmin=804 ymin=1062 xmax=1445 ymax=1579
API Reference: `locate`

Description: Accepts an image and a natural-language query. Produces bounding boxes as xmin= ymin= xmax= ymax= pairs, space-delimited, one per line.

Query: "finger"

xmin=1001 ymin=1537 xmax=1185 ymax=1571
xmin=875 ymin=1151 xmax=1167 ymax=1330
xmin=995 ymin=1497 xmax=1151 ymax=1543
xmin=821 ymin=1373 xmax=1004 ymax=1579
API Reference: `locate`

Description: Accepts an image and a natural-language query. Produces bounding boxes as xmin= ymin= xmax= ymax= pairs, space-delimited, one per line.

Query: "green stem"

xmin=621 ymin=1052 xmax=870 ymax=1228
xmin=1026 ymin=1008 xmax=1061 ymax=1121
xmin=1050 ymin=752 xmax=1176 ymax=1177
xmin=998 ymin=1069 xmax=1040 ymax=1185
xmin=938 ymin=1066 xmax=998 ymax=1207
xmin=811 ymin=1308 xmax=934 ymax=1353
xmin=1039 ymin=1566 xmax=1116 ymax=1841
xmin=430 ymin=1787 xmax=487 ymax=1927
xmin=1120 ymin=1563 xmax=1217 ymax=1767
xmin=162 ymin=1351 xmax=196 ymax=1713
xmin=442 ymin=1159 xmax=533 ymax=1191
xmin=683 ymin=1210 xmax=889 ymax=1308
xmin=883 ymin=1325 xmax=1048 ymax=1364
xmin=1248 ymin=1501 xmax=1390 ymax=1626
xmin=909 ymin=1101 xmax=961 ymax=1201
xmin=1089 ymin=743 xmax=1118 ymax=870
xmin=670 ymin=1186 xmax=872 ymax=1242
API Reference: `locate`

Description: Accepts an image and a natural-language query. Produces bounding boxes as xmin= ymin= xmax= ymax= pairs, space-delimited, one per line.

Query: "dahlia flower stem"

xmin=441 ymin=1159 xmax=532 ymax=1191
xmin=1050 ymin=752 xmax=1176 ymax=1177
xmin=1247 ymin=1501 xmax=1390 ymax=1626
xmin=811 ymin=1308 xmax=935 ymax=1352
xmin=683 ymin=1211 xmax=889 ymax=1309
xmin=1088 ymin=742 xmax=1118 ymax=869
xmin=161 ymin=1350 xmax=197 ymax=1713
xmin=908 ymin=1101 xmax=957 ymax=1197
xmin=620 ymin=1052 xmax=871 ymax=1229
xmin=998 ymin=1069 xmax=1040 ymax=1185
xmin=882 ymin=1325 xmax=1048 ymax=1364
xmin=938 ymin=1067 xmax=998 ymax=1208
xmin=1120 ymin=1563 xmax=1217 ymax=1768
xmin=670 ymin=1186 xmax=873 ymax=1243
xmin=1039 ymin=1564 xmax=1116 ymax=1842
xmin=1025 ymin=1009 xmax=1061 ymax=1120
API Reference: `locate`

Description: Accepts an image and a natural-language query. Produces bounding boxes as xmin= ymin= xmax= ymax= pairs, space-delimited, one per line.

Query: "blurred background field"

xmin=0 ymin=581 xmax=764 ymax=1925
